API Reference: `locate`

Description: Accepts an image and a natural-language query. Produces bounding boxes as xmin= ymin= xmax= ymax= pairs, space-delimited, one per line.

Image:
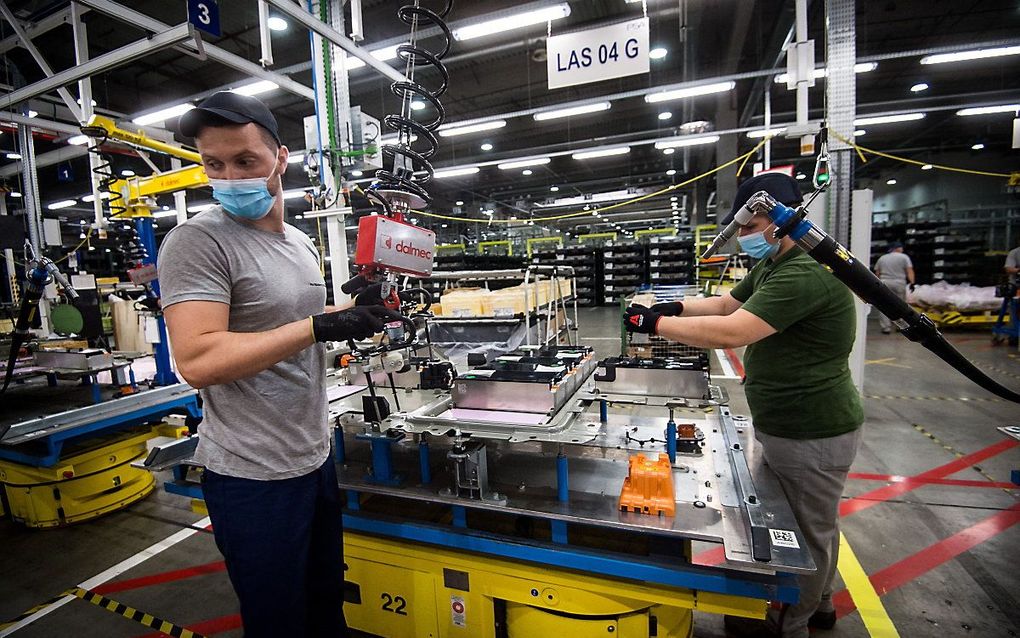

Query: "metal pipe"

xmin=0 ymin=0 xmax=84 ymax=121
xmin=257 ymin=0 xmax=274 ymax=67
xmin=0 ymin=23 xmax=197 ymax=111
xmin=263 ymin=0 xmax=405 ymax=84
xmin=76 ymin=0 xmax=315 ymax=100
xmin=72 ymin=2 xmax=106 ymax=229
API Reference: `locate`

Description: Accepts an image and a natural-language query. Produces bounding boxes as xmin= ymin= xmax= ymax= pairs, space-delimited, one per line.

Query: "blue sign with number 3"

xmin=188 ymin=0 xmax=221 ymax=37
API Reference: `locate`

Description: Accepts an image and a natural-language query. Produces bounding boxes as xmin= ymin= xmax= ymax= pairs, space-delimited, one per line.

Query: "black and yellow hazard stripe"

xmin=865 ymin=394 xmax=1003 ymax=403
xmin=70 ymin=587 xmax=208 ymax=638
xmin=0 ymin=591 xmax=69 ymax=630
xmin=911 ymin=424 xmax=1016 ymax=495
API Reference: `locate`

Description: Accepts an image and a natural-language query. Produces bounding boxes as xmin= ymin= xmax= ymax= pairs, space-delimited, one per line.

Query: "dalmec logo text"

xmin=382 ymin=234 xmax=432 ymax=260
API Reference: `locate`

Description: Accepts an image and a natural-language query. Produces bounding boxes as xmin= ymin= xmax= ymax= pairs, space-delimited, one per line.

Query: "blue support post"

xmin=355 ymin=432 xmax=404 ymax=486
xmin=599 ymin=399 xmax=608 ymax=423
xmin=334 ymin=426 xmax=346 ymax=465
xmin=419 ymin=438 xmax=432 ymax=485
xmin=46 ymin=372 xmax=57 ymax=387
xmin=452 ymin=505 xmax=467 ymax=528
xmin=556 ymin=452 xmax=569 ymax=502
xmin=128 ymin=366 xmax=137 ymax=390
xmin=346 ymin=490 xmax=361 ymax=511
xmin=666 ymin=419 xmax=677 ymax=464
xmin=88 ymin=374 xmax=102 ymax=404
xmin=136 ymin=217 xmax=178 ymax=387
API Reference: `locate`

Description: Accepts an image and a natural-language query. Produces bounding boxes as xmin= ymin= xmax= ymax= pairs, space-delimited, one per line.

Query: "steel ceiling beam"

xmin=0 ymin=22 xmax=197 ymax=112
xmin=262 ymin=0 xmax=405 ymax=84
xmin=0 ymin=0 xmax=83 ymax=121
xmin=0 ymin=4 xmax=81 ymax=56
xmin=76 ymin=0 xmax=315 ymax=101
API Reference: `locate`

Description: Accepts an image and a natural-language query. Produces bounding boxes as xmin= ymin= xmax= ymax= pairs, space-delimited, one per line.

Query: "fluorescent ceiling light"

xmin=853 ymin=113 xmax=925 ymax=126
xmin=746 ymin=127 xmax=787 ymax=139
xmin=522 ymin=169 xmax=533 ymax=176
xmin=654 ymin=134 xmax=720 ymax=149
xmin=27 ymin=110 xmax=38 ymax=118
xmin=971 ymin=143 xmax=985 ymax=150
xmin=283 ymin=189 xmax=310 ymax=200
xmin=47 ymin=199 xmax=76 ymax=210
xmin=497 ymin=157 xmax=550 ymax=170
xmin=572 ymin=146 xmax=630 ymax=160
xmin=658 ymin=111 xmax=672 ymax=121
xmin=921 ymin=163 xmax=934 ymax=170
xmin=344 ymin=43 xmax=406 ymax=70
xmin=231 ymin=80 xmax=279 ymax=96
xmin=410 ymin=100 xmax=427 ymax=111
xmin=956 ymin=104 xmax=1019 ymax=116
xmin=644 ymin=81 xmax=735 ymax=103
xmin=351 ymin=170 xmax=364 ymax=177
xmin=666 ymin=169 xmax=677 ymax=176
xmin=920 ymin=45 xmax=1020 ymax=65
xmin=67 ymin=134 xmax=90 ymax=145
xmin=433 ymin=166 xmax=481 ymax=178
xmin=153 ymin=210 xmax=178 ymax=218
xmin=549 ymin=186 xmax=558 ymax=192
xmin=455 ymin=200 xmax=464 ymax=205
xmin=533 ymin=102 xmax=611 ymax=121
xmin=288 ymin=153 xmax=304 ymax=164
xmin=854 ymin=129 xmax=866 ymax=136
xmin=480 ymin=142 xmax=493 ymax=151
xmin=81 ymin=192 xmax=111 ymax=203
xmin=10 ymin=191 xmax=21 ymax=198
xmin=773 ymin=62 xmax=878 ymax=84
xmin=662 ymin=148 xmax=675 ymax=155
xmin=121 ymin=169 xmax=135 ymax=177
xmin=267 ymin=16 xmax=288 ymax=31
xmin=438 ymin=120 xmax=507 ymax=137
xmin=910 ymin=82 xmax=929 ymax=93
xmin=452 ymin=4 xmax=571 ymax=41
xmin=6 ymin=153 xmax=21 ymax=160
xmin=649 ymin=47 xmax=668 ymax=60
xmin=886 ymin=179 xmax=897 ymax=185
xmin=187 ymin=203 xmax=215 ymax=213
xmin=132 ymin=103 xmax=195 ymax=126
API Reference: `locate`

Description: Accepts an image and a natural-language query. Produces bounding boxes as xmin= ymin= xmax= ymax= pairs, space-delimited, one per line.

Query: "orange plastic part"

xmin=619 ymin=453 xmax=676 ymax=517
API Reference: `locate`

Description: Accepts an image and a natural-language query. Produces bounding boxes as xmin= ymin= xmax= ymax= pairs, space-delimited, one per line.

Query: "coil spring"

xmin=372 ymin=1 xmax=453 ymax=208
xmin=79 ymin=125 xmax=128 ymax=219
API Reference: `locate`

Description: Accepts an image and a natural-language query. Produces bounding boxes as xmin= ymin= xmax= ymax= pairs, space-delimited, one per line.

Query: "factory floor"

xmin=1 ymin=306 xmax=1018 ymax=638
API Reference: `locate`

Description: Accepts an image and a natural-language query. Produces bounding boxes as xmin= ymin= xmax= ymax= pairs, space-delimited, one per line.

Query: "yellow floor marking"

xmin=838 ymin=532 xmax=900 ymax=638
xmin=864 ymin=357 xmax=911 ymax=368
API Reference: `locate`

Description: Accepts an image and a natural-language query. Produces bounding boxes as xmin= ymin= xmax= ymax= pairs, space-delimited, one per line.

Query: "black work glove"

xmin=311 ymin=306 xmax=404 ymax=342
xmin=650 ymin=301 xmax=684 ymax=317
xmin=623 ymin=305 xmax=662 ymax=335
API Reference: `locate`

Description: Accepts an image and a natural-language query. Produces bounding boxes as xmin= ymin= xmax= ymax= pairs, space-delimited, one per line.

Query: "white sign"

xmin=547 ymin=17 xmax=649 ymax=90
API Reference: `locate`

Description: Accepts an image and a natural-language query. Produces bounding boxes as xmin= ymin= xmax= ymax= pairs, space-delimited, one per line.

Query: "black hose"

xmin=805 ymin=235 xmax=1020 ymax=404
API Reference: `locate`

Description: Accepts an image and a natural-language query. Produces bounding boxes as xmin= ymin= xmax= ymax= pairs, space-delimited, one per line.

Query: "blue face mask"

xmin=738 ymin=230 xmax=780 ymax=259
xmin=209 ymin=164 xmax=279 ymax=220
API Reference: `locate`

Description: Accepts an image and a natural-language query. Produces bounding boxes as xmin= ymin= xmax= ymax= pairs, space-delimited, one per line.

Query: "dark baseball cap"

xmin=722 ymin=173 xmax=803 ymax=225
xmin=888 ymin=241 xmax=903 ymax=250
xmin=179 ymin=91 xmax=280 ymax=145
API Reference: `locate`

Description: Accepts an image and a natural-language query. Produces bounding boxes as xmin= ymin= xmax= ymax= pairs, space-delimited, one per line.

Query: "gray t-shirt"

xmin=1006 ymin=247 xmax=1020 ymax=284
xmin=874 ymin=251 xmax=913 ymax=282
xmin=157 ymin=206 xmax=328 ymax=480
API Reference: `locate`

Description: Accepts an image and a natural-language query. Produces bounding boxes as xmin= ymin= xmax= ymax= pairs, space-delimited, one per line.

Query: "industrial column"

xmin=825 ymin=0 xmax=869 ymax=389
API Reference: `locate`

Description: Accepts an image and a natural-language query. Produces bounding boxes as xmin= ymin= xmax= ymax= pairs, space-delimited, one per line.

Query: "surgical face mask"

xmin=209 ymin=162 xmax=280 ymax=220
xmin=738 ymin=230 xmax=780 ymax=259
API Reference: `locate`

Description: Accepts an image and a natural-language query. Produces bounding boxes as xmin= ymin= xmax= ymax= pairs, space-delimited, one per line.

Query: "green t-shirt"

xmin=730 ymin=247 xmax=864 ymax=439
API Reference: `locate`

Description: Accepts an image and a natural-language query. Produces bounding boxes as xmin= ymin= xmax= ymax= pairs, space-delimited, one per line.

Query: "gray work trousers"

xmin=756 ymin=428 xmax=863 ymax=638
xmin=878 ymin=280 xmax=907 ymax=331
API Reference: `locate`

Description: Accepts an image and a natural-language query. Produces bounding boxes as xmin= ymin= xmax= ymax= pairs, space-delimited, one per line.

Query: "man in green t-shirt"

xmin=623 ymin=173 xmax=864 ymax=638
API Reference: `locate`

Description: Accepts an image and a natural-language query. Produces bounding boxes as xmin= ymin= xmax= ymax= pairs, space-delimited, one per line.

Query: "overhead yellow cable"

xmin=829 ymin=131 xmax=1014 ymax=179
xmin=405 ymin=140 xmax=768 ymax=225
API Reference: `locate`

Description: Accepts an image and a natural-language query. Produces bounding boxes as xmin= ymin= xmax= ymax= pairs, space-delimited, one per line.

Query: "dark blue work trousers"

xmin=202 ymin=458 xmax=350 ymax=638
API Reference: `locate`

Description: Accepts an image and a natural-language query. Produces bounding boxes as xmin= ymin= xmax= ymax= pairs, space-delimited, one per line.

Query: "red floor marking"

xmin=848 ymin=472 xmax=1018 ymax=490
xmin=833 ymin=502 xmax=1020 ymax=619
xmin=693 ymin=439 xmax=1019 ymax=566
xmin=132 ymin=613 xmax=242 ymax=638
xmin=723 ymin=348 xmax=745 ymax=378
xmin=839 ymin=439 xmax=1019 ymax=517
xmin=93 ymin=560 xmax=226 ymax=595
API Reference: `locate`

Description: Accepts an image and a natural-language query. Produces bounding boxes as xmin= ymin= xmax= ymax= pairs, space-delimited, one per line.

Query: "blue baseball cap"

xmin=179 ymin=91 xmax=281 ymax=145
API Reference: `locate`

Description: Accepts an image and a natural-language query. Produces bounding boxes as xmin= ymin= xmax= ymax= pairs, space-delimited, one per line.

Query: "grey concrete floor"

xmin=1 ymin=306 xmax=1018 ymax=637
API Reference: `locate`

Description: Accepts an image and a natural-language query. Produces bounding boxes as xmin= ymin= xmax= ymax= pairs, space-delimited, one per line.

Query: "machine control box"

xmin=354 ymin=215 xmax=436 ymax=277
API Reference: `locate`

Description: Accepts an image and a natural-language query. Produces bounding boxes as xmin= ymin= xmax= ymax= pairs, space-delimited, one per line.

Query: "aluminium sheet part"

xmin=335 ymin=402 xmax=813 ymax=575
xmin=33 ymin=349 xmax=114 ymax=371
xmin=597 ymin=366 xmax=710 ymax=400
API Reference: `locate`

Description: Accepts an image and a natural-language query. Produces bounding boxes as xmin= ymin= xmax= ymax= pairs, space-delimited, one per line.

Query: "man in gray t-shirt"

xmin=158 ymin=92 xmax=399 ymax=637
xmin=874 ymin=242 xmax=915 ymax=334
xmin=1005 ymin=245 xmax=1020 ymax=285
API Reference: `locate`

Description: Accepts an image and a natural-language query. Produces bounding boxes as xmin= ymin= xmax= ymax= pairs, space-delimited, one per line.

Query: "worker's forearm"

xmin=1006 ymin=266 xmax=1020 ymax=275
xmin=178 ymin=319 xmax=315 ymax=388
xmin=674 ymin=295 xmax=727 ymax=317
xmin=325 ymin=299 xmax=354 ymax=313
xmin=655 ymin=316 xmax=741 ymax=349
